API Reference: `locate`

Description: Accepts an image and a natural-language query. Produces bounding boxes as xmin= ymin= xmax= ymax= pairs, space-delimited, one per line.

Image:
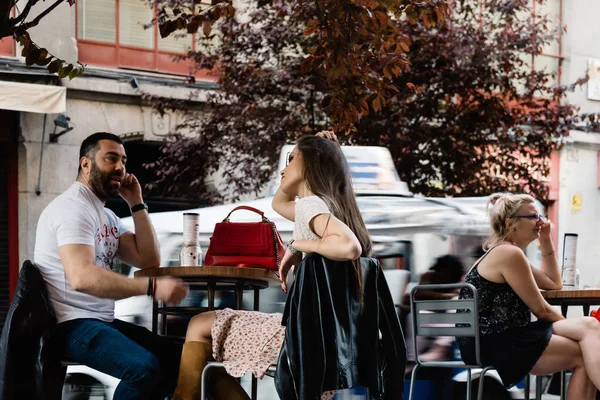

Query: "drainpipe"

xmin=35 ymin=114 xmax=47 ymax=196
xmin=558 ymin=0 xmax=563 ymax=89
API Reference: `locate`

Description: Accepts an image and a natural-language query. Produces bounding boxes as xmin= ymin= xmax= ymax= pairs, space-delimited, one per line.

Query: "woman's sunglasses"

xmin=514 ymin=213 xmax=543 ymax=222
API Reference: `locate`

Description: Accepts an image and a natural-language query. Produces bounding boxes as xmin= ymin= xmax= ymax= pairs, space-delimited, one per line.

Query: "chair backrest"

xmin=410 ymin=283 xmax=481 ymax=365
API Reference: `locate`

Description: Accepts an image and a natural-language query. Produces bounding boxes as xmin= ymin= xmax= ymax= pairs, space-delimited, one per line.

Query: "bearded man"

xmin=34 ymin=132 xmax=189 ymax=400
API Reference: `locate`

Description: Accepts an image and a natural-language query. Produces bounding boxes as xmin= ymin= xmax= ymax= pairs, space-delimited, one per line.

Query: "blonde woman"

xmin=458 ymin=193 xmax=600 ymax=399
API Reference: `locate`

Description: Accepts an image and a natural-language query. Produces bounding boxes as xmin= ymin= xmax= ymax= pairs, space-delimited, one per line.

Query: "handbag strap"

xmin=269 ymin=221 xmax=281 ymax=269
xmin=223 ymin=206 xmax=270 ymax=222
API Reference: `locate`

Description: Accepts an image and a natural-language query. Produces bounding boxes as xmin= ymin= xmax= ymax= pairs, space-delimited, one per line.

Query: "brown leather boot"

xmin=172 ymin=341 xmax=214 ymax=400
xmin=209 ymin=370 xmax=251 ymax=400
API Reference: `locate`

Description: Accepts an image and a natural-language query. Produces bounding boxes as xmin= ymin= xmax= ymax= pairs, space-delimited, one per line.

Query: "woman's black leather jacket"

xmin=275 ymin=254 xmax=406 ymax=400
xmin=0 ymin=261 xmax=66 ymax=399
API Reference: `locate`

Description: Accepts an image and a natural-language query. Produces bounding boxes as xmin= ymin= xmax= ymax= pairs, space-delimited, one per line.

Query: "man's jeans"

xmin=56 ymin=318 xmax=182 ymax=400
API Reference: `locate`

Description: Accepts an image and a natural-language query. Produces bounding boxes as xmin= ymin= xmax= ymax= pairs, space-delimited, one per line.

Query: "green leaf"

xmin=59 ymin=64 xmax=74 ymax=78
xmin=68 ymin=68 xmax=80 ymax=80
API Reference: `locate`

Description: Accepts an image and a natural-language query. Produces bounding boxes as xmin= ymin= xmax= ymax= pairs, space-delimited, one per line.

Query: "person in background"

xmin=34 ymin=132 xmax=189 ymax=400
xmin=404 ymin=255 xmax=467 ymax=395
xmin=458 ymin=193 xmax=600 ymax=399
xmin=412 ymin=254 xmax=465 ymax=301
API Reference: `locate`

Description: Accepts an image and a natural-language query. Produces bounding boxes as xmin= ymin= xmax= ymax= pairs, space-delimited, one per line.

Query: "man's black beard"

xmin=89 ymin=161 xmax=121 ymax=202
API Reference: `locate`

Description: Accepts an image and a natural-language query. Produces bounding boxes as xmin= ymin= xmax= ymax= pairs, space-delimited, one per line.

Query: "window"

xmin=0 ymin=7 xmax=16 ymax=57
xmin=532 ymin=0 xmax=562 ymax=89
xmin=0 ymin=37 xmax=15 ymax=57
xmin=77 ymin=0 xmax=116 ymax=43
xmin=475 ymin=0 xmax=562 ymax=95
xmin=76 ymin=0 xmax=213 ymax=78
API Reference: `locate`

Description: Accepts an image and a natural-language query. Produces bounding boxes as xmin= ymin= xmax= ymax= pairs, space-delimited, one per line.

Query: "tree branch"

xmin=11 ymin=0 xmax=39 ymax=25
xmin=16 ymin=0 xmax=65 ymax=34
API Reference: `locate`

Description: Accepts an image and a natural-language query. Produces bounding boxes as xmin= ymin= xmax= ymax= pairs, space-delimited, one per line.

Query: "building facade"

xmin=0 ymin=0 xmax=219 ymax=327
xmin=552 ymin=0 xmax=600 ymax=288
xmin=0 ymin=0 xmax=600 ymax=329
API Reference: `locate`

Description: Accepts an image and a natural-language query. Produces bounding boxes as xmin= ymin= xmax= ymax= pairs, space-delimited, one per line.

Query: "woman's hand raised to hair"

xmin=316 ymin=130 xmax=339 ymax=143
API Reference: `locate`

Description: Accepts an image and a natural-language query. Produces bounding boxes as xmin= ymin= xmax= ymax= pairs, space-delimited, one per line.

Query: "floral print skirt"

xmin=211 ymin=308 xmax=335 ymax=400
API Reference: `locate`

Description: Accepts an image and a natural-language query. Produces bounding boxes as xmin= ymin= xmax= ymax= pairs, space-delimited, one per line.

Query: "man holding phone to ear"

xmin=34 ymin=132 xmax=189 ymax=400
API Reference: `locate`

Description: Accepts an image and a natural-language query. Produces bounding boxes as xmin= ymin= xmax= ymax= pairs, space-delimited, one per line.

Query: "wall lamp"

xmin=49 ymin=113 xmax=74 ymax=143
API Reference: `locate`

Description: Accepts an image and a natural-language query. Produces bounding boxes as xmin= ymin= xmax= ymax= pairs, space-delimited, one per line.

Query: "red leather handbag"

xmin=204 ymin=206 xmax=285 ymax=271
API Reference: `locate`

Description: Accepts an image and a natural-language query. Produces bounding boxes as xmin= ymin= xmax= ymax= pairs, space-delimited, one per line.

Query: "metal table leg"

xmin=251 ymin=376 xmax=257 ymax=400
xmin=254 ymin=289 xmax=260 ymax=311
xmin=558 ymin=306 xmax=571 ymax=400
xmin=160 ymin=300 xmax=167 ymax=336
xmin=235 ymin=284 xmax=243 ymax=310
xmin=152 ymin=297 xmax=158 ymax=334
xmin=207 ymin=283 xmax=215 ymax=310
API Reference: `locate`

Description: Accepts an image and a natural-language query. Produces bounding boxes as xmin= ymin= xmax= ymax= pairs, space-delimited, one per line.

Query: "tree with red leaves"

xmin=148 ymin=0 xmax=598 ymax=203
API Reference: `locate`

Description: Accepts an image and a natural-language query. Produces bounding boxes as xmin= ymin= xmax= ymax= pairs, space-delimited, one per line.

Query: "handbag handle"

xmin=223 ymin=205 xmax=269 ymax=222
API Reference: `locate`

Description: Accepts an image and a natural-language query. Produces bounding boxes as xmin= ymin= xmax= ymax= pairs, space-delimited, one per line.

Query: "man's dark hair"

xmin=78 ymin=132 xmax=123 ymax=175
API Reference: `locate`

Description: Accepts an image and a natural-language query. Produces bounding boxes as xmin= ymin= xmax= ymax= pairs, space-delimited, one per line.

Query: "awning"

xmin=0 ymin=80 xmax=66 ymax=113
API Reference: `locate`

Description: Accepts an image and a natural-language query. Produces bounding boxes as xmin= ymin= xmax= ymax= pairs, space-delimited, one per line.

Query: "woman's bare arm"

xmin=500 ymin=246 xmax=564 ymax=322
xmin=292 ymin=214 xmax=361 ymax=261
xmin=272 ymin=187 xmax=296 ymax=221
xmin=530 ymin=236 xmax=562 ymax=290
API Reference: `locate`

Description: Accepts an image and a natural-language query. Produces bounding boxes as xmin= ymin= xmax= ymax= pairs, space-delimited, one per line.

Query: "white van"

xmin=270 ymin=144 xmax=411 ymax=196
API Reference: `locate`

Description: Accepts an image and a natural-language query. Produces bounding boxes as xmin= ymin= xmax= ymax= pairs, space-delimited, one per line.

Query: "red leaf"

xmin=202 ymin=21 xmax=212 ymax=37
xmin=159 ymin=20 xmax=178 ymax=38
xmin=25 ymin=47 xmax=40 ymax=66
xmin=48 ymin=59 xmax=60 ymax=74
xmin=372 ymin=97 xmax=381 ymax=112
xmin=300 ymin=56 xmax=313 ymax=75
xmin=187 ymin=21 xmax=199 ymax=34
xmin=35 ymin=57 xmax=53 ymax=66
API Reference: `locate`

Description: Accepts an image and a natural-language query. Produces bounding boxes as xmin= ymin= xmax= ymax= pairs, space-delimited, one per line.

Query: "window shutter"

xmin=158 ymin=33 xmax=193 ymax=54
xmin=119 ymin=0 xmax=155 ymax=49
xmin=77 ymin=0 xmax=116 ymax=43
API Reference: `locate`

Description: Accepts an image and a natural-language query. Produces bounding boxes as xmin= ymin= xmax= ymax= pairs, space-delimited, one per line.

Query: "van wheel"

xmin=62 ymin=373 xmax=107 ymax=400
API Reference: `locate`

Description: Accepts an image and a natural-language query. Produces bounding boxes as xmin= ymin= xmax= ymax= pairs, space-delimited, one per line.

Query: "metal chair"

xmin=408 ymin=283 xmax=496 ymax=400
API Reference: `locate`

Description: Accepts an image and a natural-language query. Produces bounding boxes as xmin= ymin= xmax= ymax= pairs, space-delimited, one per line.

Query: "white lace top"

xmin=293 ymin=195 xmax=331 ymax=241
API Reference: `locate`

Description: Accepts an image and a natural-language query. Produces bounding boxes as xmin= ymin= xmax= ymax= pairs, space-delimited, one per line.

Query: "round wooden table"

xmin=540 ymin=288 xmax=600 ymax=400
xmin=541 ymin=288 xmax=600 ymax=317
xmin=134 ymin=266 xmax=280 ymax=335
xmin=135 ymin=266 xmax=279 ymax=400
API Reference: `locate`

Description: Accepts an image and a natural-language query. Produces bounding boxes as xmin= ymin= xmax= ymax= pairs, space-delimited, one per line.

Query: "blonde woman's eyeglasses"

xmin=514 ymin=213 xmax=543 ymax=221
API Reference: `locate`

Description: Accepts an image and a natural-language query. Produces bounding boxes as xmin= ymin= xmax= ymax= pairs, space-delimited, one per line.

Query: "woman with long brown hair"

xmin=172 ymin=131 xmax=372 ymax=400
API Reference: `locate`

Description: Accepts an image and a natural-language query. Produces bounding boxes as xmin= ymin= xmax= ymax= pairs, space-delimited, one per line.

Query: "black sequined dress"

xmin=457 ymin=248 xmax=552 ymax=388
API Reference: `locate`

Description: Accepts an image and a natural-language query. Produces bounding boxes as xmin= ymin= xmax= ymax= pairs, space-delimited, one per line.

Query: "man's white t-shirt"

xmin=34 ymin=182 xmax=130 ymax=323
